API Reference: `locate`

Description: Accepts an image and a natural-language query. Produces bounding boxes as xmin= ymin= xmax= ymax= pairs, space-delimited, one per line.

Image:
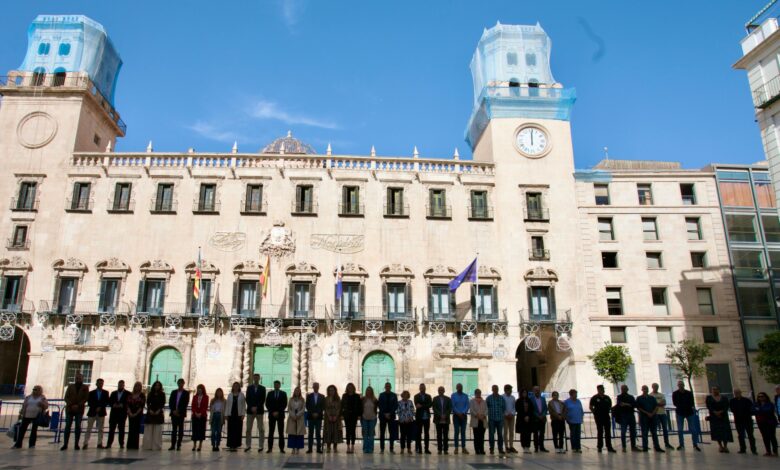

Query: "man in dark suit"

xmin=106 ymin=380 xmax=128 ymax=449
xmin=266 ymin=380 xmax=288 ymax=453
xmin=245 ymin=373 xmax=267 ymax=452
xmin=378 ymin=382 xmax=399 ymax=453
xmin=414 ymin=383 xmax=433 ymax=454
xmin=83 ymin=378 xmax=109 ymax=449
xmin=432 ymin=386 xmax=453 ymax=455
xmin=305 ymin=382 xmax=325 ymax=453
xmin=168 ymin=378 xmax=190 ymax=451
xmin=530 ymin=386 xmax=549 ymax=452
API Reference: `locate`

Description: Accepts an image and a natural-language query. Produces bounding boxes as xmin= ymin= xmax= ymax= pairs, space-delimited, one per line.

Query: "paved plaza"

xmin=1 ymin=438 xmax=779 ymax=470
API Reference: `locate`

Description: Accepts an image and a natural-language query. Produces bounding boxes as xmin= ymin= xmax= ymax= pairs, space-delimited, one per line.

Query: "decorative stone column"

xmin=242 ymin=334 xmax=252 ymax=385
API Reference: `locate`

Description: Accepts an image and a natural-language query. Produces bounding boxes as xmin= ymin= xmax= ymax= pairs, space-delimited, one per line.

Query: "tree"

xmin=589 ymin=344 xmax=633 ymax=388
xmin=665 ymin=339 xmax=712 ymax=392
xmin=755 ymin=330 xmax=780 ymax=384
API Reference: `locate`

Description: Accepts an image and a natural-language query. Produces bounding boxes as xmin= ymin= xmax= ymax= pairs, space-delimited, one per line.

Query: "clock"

xmin=514 ymin=125 xmax=551 ymax=158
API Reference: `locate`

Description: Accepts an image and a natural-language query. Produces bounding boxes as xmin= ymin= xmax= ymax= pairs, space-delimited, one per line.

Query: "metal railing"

xmin=734 ymin=267 xmax=767 ymax=279
xmin=6 ymin=238 xmax=30 ymax=250
xmin=1 ymin=71 xmax=126 ymax=134
xmin=291 ymin=202 xmax=318 ymax=215
xmin=226 ymin=303 xmax=328 ymax=320
xmin=10 ymin=197 xmax=39 ymax=212
xmin=150 ymin=198 xmax=178 ymax=213
xmin=483 ymin=85 xmax=575 ymax=101
xmin=0 ymin=299 xmax=35 ymax=314
xmin=330 ymin=306 xmax=416 ymax=321
xmin=240 ymin=198 xmax=267 ymax=215
xmin=519 ymin=308 xmax=571 ymax=324
xmin=383 ymin=203 xmax=410 ymax=217
xmin=529 ymin=248 xmax=550 ymax=260
xmin=338 ymin=203 xmax=364 ymax=216
xmin=524 ymin=207 xmax=549 ymax=221
xmin=468 ymin=205 xmax=493 ymax=220
xmin=423 ymin=306 xmax=506 ymax=323
xmin=46 ymin=301 xmax=132 ymax=316
xmin=753 ymin=74 xmax=780 ymax=108
xmin=107 ymin=197 xmax=135 ymax=213
xmin=64 ymin=197 xmax=93 ymax=212
xmin=192 ymin=198 xmax=221 ymax=214
xmin=0 ymin=399 xmax=63 ymax=444
xmin=426 ymin=204 xmax=452 ymax=219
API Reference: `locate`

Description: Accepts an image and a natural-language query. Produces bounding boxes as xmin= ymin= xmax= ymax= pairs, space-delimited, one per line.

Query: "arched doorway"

xmin=515 ymin=336 xmax=572 ymax=393
xmin=148 ymin=347 xmax=182 ymax=394
xmin=361 ymin=351 xmax=395 ymax=393
xmin=0 ymin=327 xmax=30 ymax=396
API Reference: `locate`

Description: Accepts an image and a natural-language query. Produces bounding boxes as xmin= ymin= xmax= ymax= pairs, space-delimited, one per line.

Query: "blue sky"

xmin=0 ymin=0 xmax=769 ymax=168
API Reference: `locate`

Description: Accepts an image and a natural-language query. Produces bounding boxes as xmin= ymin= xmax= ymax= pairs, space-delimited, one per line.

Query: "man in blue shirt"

xmin=450 ymin=383 xmax=470 ymax=454
xmin=564 ymin=389 xmax=584 ymax=453
xmin=530 ymin=386 xmax=549 ymax=452
xmin=378 ymin=382 xmax=398 ymax=453
xmin=486 ymin=385 xmax=506 ymax=456
xmin=636 ymin=385 xmax=664 ymax=452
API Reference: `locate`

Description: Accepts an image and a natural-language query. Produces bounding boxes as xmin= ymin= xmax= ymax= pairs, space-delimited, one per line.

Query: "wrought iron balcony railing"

xmin=6 ymin=238 xmax=30 ymax=250
xmin=65 ymin=197 xmax=94 ymax=212
xmin=468 ymin=205 xmax=494 ymax=220
xmin=383 ymin=203 xmax=410 ymax=218
xmin=47 ymin=300 xmax=132 ymax=315
xmin=524 ymin=207 xmax=549 ymax=221
xmin=240 ymin=198 xmax=267 ymax=215
xmin=291 ymin=202 xmax=318 ymax=215
xmin=338 ymin=203 xmax=365 ymax=217
xmin=192 ymin=198 xmax=221 ymax=214
xmin=426 ymin=204 xmax=452 ymax=219
xmin=753 ymin=74 xmax=780 ymax=108
xmin=10 ymin=197 xmax=39 ymax=212
xmin=529 ymin=248 xmax=550 ymax=260
xmin=519 ymin=308 xmax=571 ymax=324
xmin=150 ymin=198 xmax=178 ymax=213
xmin=107 ymin=197 xmax=135 ymax=213
xmin=0 ymin=299 xmax=35 ymax=314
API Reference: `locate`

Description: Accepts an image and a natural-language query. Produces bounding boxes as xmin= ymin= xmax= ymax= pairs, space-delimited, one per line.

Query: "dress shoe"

xmin=60 ymin=445 xmax=68 ymax=451
xmin=266 ymin=448 xmax=272 ymax=453
xmin=306 ymin=449 xmax=312 ymax=454
xmin=462 ymin=449 xmax=469 ymax=454
xmin=75 ymin=444 xmax=81 ymax=450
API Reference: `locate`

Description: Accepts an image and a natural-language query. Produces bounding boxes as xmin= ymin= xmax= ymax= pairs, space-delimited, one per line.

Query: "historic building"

xmin=0 ymin=16 xmax=752 ymax=400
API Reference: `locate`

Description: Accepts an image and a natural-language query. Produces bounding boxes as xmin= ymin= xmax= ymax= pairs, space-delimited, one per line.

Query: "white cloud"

xmin=279 ymin=0 xmax=302 ymax=28
xmin=187 ymin=121 xmax=247 ymax=144
xmin=248 ymin=99 xmax=339 ymax=130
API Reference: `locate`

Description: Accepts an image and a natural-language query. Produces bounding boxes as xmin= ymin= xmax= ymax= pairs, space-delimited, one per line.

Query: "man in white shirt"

xmin=502 ymin=384 xmax=517 ymax=453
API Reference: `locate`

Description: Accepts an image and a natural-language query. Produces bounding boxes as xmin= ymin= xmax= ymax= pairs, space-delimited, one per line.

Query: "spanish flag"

xmin=193 ymin=249 xmax=202 ymax=300
xmin=260 ymin=255 xmax=271 ymax=298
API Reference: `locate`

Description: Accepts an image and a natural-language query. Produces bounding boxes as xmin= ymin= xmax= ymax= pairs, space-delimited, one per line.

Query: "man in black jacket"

xmin=589 ymin=385 xmax=616 ymax=452
xmin=106 ymin=380 xmax=128 ymax=449
xmin=730 ymin=388 xmax=757 ymax=454
xmin=306 ymin=382 xmax=325 ymax=453
xmin=83 ymin=378 xmax=109 ymax=449
xmin=266 ymin=380 xmax=288 ymax=453
xmin=245 ymin=373 xmax=266 ymax=452
xmin=378 ymin=382 xmax=399 ymax=453
xmin=672 ymin=380 xmax=700 ymax=451
xmin=414 ymin=383 xmax=432 ymax=454
xmin=432 ymin=386 xmax=453 ymax=455
xmin=168 ymin=378 xmax=190 ymax=451
xmin=615 ymin=384 xmax=638 ymax=452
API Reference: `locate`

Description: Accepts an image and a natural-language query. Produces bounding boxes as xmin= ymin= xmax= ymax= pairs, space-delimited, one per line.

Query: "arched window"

xmin=509 ymin=79 xmax=521 ymax=97
xmin=529 ymin=78 xmax=540 ymax=97
xmin=58 ymin=43 xmax=71 ymax=56
xmin=525 ymin=53 xmax=537 ymax=66
xmin=37 ymin=43 xmax=50 ymax=55
xmin=507 ymin=52 xmax=518 ymax=66
xmin=53 ymin=68 xmax=66 ymax=87
xmin=31 ymin=67 xmax=46 ymax=86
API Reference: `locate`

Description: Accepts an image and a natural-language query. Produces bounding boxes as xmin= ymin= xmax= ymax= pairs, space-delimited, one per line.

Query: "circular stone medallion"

xmin=17 ymin=112 xmax=58 ymax=149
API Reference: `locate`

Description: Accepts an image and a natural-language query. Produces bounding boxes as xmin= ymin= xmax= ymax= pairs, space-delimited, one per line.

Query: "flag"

xmin=336 ymin=264 xmax=343 ymax=299
xmin=193 ymin=250 xmax=202 ymax=300
xmin=449 ymin=258 xmax=477 ymax=292
xmin=260 ymin=256 xmax=271 ymax=298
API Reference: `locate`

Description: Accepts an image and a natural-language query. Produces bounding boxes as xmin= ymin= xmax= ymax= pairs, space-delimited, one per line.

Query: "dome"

xmin=261 ymin=131 xmax=316 ymax=155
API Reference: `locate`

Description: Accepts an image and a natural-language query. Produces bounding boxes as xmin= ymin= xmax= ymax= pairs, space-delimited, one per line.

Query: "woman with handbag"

xmin=13 ymin=385 xmax=48 ymax=449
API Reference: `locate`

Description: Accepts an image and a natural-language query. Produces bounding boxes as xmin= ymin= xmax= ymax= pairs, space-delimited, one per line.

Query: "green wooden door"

xmin=362 ymin=351 xmax=395 ymax=394
xmin=148 ymin=347 xmax=183 ymax=394
xmin=452 ymin=368 xmax=479 ymax=396
xmin=253 ymin=346 xmax=293 ymax=396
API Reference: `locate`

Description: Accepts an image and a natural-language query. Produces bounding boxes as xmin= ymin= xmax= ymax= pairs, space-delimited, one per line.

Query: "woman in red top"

xmin=191 ymin=384 xmax=210 ymax=451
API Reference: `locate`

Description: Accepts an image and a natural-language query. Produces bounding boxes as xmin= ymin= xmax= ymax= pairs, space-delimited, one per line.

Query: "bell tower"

xmin=0 ymin=15 xmax=125 ymax=170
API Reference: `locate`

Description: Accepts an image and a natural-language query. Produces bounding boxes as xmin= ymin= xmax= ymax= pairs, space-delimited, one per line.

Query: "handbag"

xmin=6 ymin=421 xmax=20 ymax=439
xmin=36 ymin=411 xmax=51 ymax=427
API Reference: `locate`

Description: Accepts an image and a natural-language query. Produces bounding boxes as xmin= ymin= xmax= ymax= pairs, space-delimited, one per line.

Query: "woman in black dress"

xmin=515 ymin=389 xmax=533 ymax=454
xmin=126 ymin=381 xmax=145 ymax=450
xmin=225 ymin=382 xmax=246 ymax=451
xmin=706 ymin=386 xmax=733 ymax=453
xmin=341 ymin=382 xmax=362 ymax=454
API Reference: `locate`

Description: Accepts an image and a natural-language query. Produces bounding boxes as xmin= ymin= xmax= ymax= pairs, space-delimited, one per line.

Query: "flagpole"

xmin=198 ymin=246 xmax=204 ymax=317
xmin=475 ymin=250 xmax=479 ymax=321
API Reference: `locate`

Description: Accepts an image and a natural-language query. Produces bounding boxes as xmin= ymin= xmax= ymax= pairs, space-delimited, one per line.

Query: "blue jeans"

xmin=655 ymin=414 xmax=671 ymax=446
xmin=362 ymin=419 xmax=376 ymax=453
xmin=568 ymin=422 xmax=581 ymax=450
xmin=619 ymin=418 xmax=637 ymax=449
xmin=639 ymin=415 xmax=660 ymax=450
xmin=211 ymin=412 xmax=223 ymax=448
xmin=675 ymin=413 xmax=700 ymax=448
xmin=307 ymin=420 xmax=322 ymax=451
xmin=452 ymin=415 xmax=467 ymax=449
xmin=488 ymin=419 xmax=504 ymax=452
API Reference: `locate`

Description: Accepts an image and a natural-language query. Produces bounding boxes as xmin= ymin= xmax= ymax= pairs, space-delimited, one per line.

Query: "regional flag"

xmin=193 ymin=250 xmax=202 ymax=300
xmin=260 ymin=256 xmax=271 ymax=298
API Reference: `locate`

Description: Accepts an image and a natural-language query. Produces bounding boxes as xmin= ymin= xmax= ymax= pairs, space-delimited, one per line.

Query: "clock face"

xmin=515 ymin=126 xmax=550 ymax=157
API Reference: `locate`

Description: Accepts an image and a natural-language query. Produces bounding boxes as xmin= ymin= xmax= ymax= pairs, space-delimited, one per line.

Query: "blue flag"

xmin=336 ymin=264 xmax=343 ymax=299
xmin=449 ymin=258 xmax=477 ymax=292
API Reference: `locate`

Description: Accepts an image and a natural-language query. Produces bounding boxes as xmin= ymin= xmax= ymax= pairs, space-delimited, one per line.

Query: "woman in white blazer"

xmin=469 ymin=389 xmax=488 ymax=455
xmin=225 ymin=382 xmax=246 ymax=451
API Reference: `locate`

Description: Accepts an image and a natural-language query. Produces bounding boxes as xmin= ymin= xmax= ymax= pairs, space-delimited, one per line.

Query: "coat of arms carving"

xmin=259 ymin=221 xmax=296 ymax=259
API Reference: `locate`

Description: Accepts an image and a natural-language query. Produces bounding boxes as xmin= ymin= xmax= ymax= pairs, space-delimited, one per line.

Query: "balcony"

xmin=423 ymin=306 xmax=505 ymax=323
xmin=524 ymin=207 xmax=549 ymax=221
xmin=135 ymin=302 xmax=187 ymax=316
xmin=192 ymin=198 xmax=221 ymax=214
xmin=339 ymin=203 xmax=365 ymax=217
xmin=753 ymin=74 xmax=780 ymax=109
xmin=65 ymin=197 xmax=93 ymax=213
xmin=426 ymin=204 xmax=452 ymax=219
xmin=734 ymin=267 xmax=767 ymax=280
xmin=384 ymin=203 xmax=410 ymax=218
xmin=291 ymin=202 xmax=318 ymax=216
xmin=240 ymin=198 xmax=267 ymax=215
xmin=331 ymin=306 xmax=415 ymax=321
xmin=6 ymin=238 xmax=29 ymax=250
xmin=0 ymin=299 xmax=35 ymax=314
xmin=227 ymin=303 xmax=328 ymax=320
xmin=0 ymin=72 xmax=126 ymax=135
xmin=107 ymin=198 xmax=135 ymax=213
xmin=150 ymin=198 xmax=177 ymax=214
xmin=468 ymin=205 xmax=494 ymax=221
xmin=529 ymin=248 xmax=550 ymax=260
xmin=10 ymin=197 xmax=39 ymax=212
xmin=519 ymin=308 xmax=571 ymax=324
xmin=48 ymin=301 xmax=132 ymax=316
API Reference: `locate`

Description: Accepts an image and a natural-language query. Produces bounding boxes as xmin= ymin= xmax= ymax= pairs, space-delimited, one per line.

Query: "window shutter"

xmin=405 ymin=282 xmax=412 ymax=315
xmin=52 ymin=277 xmax=61 ymax=309
xmin=441 ymin=190 xmax=447 ymax=207
xmin=334 ymin=283 xmax=341 ymax=316
xmin=427 ymin=284 xmax=433 ymax=318
xmin=550 ymin=286 xmax=557 ymax=315
xmin=0 ymin=277 xmax=6 ymax=308
xmin=158 ymin=281 xmax=165 ymax=312
xmin=136 ymin=279 xmax=145 ymax=312
xmin=309 ymin=282 xmax=316 ymax=317
xmin=71 ymin=184 xmax=79 ymax=208
xmin=17 ymin=276 xmax=27 ymax=306
xmin=492 ymin=285 xmax=498 ymax=316
xmin=386 ymin=189 xmax=392 ymax=211
xmin=255 ymin=281 xmax=261 ymax=315
xmin=354 ymin=187 xmax=360 ymax=207
xmin=231 ymin=281 xmax=239 ymax=315
xmin=359 ymin=283 xmax=366 ymax=317
xmin=71 ymin=280 xmax=79 ymax=310
xmin=527 ymin=287 xmax=533 ymax=315
xmin=288 ymin=282 xmax=295 ymax=313
xmin=381 ymin=283 xmax=388 ymax=317
xmin=471 ymin=284 xmax=477 ymax=318
xmin=186 ymin=279 xmax=194 ymax=313
xmin=98 ymin=279 xmax=107 ymax=311
xmin=296 ymin=185 xmax=302 ymax=209
xmin=449 ymin=291 xmax=456 ymax=316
